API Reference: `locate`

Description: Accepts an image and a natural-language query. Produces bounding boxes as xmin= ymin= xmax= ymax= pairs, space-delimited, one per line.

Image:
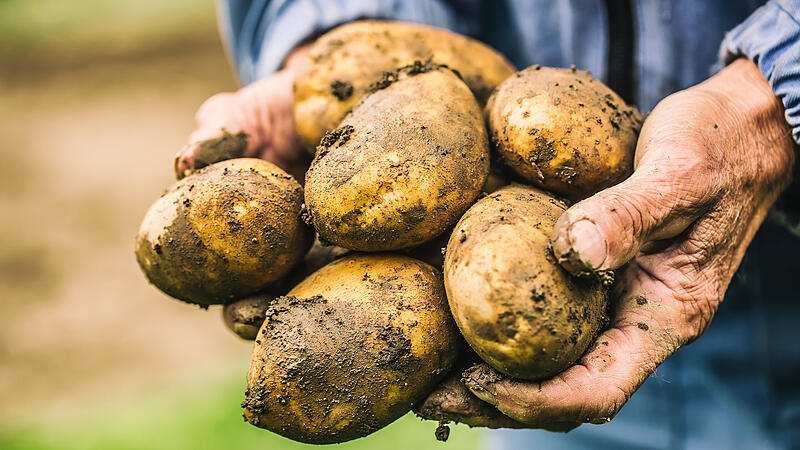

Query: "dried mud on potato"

xmin=444 ymin=184 xmax=608 ymax=380
xmin=222 ymin=239 xmax=350 ymax=340
xmin=293 ymin=20 xmax=515 ymax=153
xmin=486 ymin=66 xmax=643 ymax=200
xmin=243 ymin=254 xmax=461 ymax=444
xmin=304 ymin=65 xmax=489 ymax=251
xmin=135 ymin=158 xmax=313 ymax=305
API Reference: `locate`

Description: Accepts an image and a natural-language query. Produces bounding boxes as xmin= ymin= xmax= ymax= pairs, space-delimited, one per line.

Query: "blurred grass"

xmin=0 ymin=1 xmax=489 ymax=449
xmin=0 ymin=358 xmax=483 ymax=450
xmin=0 ymin=0 xmax=218 ymax=63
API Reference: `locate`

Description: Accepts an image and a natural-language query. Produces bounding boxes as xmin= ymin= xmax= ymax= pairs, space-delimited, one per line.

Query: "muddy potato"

xmin=486 ymin=66 xmax=643 ymax=200
xmin=222 ymin=239 xmax=350 ymax=339
xmin=135 ymin=159 xmax=313 ymax=305
xmin=305 ymin=64 xmax=489 ymax=251
xmin=243 ymin=254 xmax=461 ymax=444
xmin=444 ymin=184 xmax=608 ymax=380
xmin=294 ymin=20 xmax=515 ymax=153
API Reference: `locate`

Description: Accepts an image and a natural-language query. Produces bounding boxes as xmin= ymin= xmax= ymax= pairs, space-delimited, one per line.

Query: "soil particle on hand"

xmin=637 ymin=322 xmax=649 ymax=331
xmin=462 ymin=363 xmax=505 ymax=391
xmin=635 ymin=296 xmax=648 ymax=305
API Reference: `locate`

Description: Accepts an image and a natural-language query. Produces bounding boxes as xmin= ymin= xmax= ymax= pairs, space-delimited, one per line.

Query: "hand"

xmin=174 ymin=46 xmax=311 ymax=181
xmin=418 ymin=58 xmax=796 ymax=430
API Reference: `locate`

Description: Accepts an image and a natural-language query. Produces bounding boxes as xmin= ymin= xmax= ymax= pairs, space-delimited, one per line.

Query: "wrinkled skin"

xmin=417 ymin=59 xmax=797 ymax=430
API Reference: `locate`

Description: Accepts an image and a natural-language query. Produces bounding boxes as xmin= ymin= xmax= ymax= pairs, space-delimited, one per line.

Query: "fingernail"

xmin=461 ymin=364 xmax=501 ymax=401
xmin=567 ymin=219 xmax=607 ymax=270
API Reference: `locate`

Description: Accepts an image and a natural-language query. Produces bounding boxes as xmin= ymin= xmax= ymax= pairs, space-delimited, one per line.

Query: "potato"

xmin=305 ymin=64 xmax=489 ymax=251
xmin=135 ymin=158 xmax=313 ymax=305
xmin=243 ymin=254 xmax=460 ymax=444
xmin=294 ymin=20 xmax=515 ymax=153
xmin=444 ymin=184 xmax=608 ymax=380
xmin=486 ymin=66 xmax=643 ymax=200
xmin=221 ymin=239 xmax=349 ymax=340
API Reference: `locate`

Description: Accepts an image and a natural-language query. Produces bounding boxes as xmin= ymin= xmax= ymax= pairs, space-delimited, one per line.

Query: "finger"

xmin=174 ymin=130 xmax=248 ymax=179
xmin=221 ymin=294 xmax=275 ymax=340
xmin=550 ymin=151 xmax=717 ymax=275
xmin=462 ymin=290 xmax=682 ymax=426
xmin=540 ymin=422 xmax=582 ymax=433
xmin=414 ymin=372 xmax=527 ymax=429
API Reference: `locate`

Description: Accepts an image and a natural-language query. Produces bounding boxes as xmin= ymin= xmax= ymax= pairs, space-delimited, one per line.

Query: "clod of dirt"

xmin=330 ymin=80 xmax=354 ymax=101
xmin=435 ymin=422 xmax=450 ymax=441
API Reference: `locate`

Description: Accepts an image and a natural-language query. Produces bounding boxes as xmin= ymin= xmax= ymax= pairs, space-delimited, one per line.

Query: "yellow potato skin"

xmin=135 ymin=158 xmax=313 ymax=305
xmin=294 ymin=20 xmax=515 ymax=153
xmin=305 ymin=67 xmax=489 ymax=251
xmin=444 ymin=185 xmax=608 ymax=380
xmin=486 ymin=66 xmax=643 ymax=200
xmin=243 ymin=254 xmax=460 ymax=444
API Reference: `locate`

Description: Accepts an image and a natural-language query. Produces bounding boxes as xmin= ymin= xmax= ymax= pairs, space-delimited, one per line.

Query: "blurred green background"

xmin=0 ymin=1 xmax=484 ymax=448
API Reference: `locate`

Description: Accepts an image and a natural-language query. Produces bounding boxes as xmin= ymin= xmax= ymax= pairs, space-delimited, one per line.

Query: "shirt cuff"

xmin=720 ymin=0 xmax=800 ymax=145
xmin=227 ymin=0 xmax=472 ymax=85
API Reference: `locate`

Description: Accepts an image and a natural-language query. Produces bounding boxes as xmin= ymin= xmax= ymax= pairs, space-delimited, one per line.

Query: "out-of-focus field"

xmin=0 ymin=1 xmax=483 ymax=449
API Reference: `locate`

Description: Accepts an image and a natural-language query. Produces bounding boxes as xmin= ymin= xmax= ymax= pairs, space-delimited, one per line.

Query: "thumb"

xmin=550 ymin=157 xmax=714 ymax=274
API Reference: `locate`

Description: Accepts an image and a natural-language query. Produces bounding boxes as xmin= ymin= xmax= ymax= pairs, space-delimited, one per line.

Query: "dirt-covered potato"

xmin=486 ymin=66 xmax=643 ymax=200
xmin=305 ymin=64 xmax=489 ymax=251
xmin=135 ymin=158 xmax=313 ymax=305
xmin=294 ymin=20 xmax=515 ymax=153
xmin=444 ymin=184 xmax=608 ymax=380
xmin=221 ymin=239 xmax=350 ymax=339
xmin=243 ymin=254 xmax=461 ymax=444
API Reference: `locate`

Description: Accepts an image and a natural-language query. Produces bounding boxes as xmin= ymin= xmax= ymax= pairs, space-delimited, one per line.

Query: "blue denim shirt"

xmin=216 ymin=1 xmax=800 ymax=448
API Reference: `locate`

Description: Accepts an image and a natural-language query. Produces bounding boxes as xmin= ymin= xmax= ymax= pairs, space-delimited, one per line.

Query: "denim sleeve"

xmin=215 ymin=0 xmax=481 ymax=85
xmin=720 ymin=0 xmax=800 ymax=145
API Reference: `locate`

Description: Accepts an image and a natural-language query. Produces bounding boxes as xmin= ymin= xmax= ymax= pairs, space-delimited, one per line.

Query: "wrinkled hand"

xmin=419 ymin=58 xmax=796 ymax=430
xmin=174 ymin=46 xmax=310 ymax=181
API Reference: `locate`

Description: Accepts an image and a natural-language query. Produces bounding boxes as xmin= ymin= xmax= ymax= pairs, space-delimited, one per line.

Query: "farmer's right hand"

xmin=174 ymin=45 xmax=310 ymax=181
